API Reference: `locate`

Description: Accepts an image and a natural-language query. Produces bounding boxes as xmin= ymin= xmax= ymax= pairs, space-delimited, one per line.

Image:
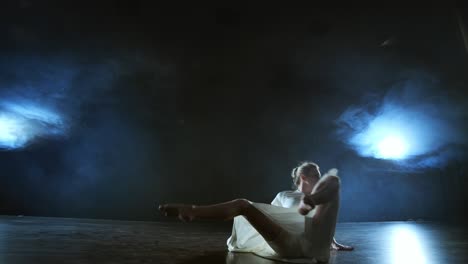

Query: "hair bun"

xmin=291 ymin=167 xmax=298 ymax=178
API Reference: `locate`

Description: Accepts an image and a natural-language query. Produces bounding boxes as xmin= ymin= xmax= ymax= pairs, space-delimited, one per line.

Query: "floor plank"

xmin=0 ymin=216 xmax=467 ymax=263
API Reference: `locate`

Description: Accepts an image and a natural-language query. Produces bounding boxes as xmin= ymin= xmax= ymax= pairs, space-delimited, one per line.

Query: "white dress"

xmin=226 ymin=174 xmax=340 ymax=263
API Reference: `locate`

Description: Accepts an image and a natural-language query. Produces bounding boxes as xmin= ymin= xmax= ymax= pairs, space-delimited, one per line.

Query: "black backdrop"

xmin=0 ymin=3 xmax=467 ymax=222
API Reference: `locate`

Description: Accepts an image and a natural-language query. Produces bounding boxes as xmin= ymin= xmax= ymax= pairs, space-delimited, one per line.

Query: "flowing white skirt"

xmin=226 ymin=203 xmax=321 ymax=263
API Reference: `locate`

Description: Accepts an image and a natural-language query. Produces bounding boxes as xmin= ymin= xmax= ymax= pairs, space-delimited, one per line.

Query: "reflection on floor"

xmin=0 ymin=216 xmax=467 ymax=264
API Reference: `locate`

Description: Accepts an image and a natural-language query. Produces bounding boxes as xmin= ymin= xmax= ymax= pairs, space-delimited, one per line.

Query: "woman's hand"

xmin=298 ymin=196 xmax=315 ymax=215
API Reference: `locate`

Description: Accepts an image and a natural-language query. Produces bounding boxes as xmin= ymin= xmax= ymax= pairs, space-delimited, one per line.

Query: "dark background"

xmin=0 ymin=2 xmax=467 ymax=222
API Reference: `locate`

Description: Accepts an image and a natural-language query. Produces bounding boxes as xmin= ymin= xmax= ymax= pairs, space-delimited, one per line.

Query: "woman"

xmin=273 ymin=164 xmax=352 ymax=251
xmin=159 ymin=162 xmax=352 ymax=263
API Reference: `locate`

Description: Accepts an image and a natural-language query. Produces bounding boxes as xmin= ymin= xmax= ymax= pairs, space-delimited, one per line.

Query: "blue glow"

xmin=336 ymin=83 xmax=467 ymax=167
xmin=377 ymin=135 xmax=408 ymax=160
xmin=0 ymin=100 xmax=66 ymax=149
xmin=2 ymin=102 xmax=63 ymax=126
xmin=0 ymin=114 xmax=28 ymax=148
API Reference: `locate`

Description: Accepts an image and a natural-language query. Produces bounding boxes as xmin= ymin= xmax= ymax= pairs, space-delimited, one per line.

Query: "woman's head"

xmin=291 ymin=162 xmax=321 ymax=193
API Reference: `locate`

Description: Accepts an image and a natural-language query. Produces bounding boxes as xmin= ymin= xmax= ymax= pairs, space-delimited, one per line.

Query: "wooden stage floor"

xmin=0 ymin=216 xmax=467 ymax=264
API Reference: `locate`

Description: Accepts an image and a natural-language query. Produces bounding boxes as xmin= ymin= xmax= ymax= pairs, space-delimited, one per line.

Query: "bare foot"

xmin=331 ymin=241 xmax=354 ymax=251
xmin=158 ymin=204 xmax=195 ymax=222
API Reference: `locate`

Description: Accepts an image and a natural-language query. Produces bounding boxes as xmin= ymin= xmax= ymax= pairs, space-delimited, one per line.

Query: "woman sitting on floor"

xmin=159 ymin=162 xmax=353 ymax=263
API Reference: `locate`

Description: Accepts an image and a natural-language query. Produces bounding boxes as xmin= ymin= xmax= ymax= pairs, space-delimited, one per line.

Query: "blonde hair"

xmin=291 ymin=161 xmax=320 ymax=189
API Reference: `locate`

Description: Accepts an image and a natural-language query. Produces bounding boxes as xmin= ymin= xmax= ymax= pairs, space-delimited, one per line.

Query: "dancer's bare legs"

xmin=298 ymin=175 xmax=354 ymax=251
xmin=159 ymin=199 xmax=283 ymax=241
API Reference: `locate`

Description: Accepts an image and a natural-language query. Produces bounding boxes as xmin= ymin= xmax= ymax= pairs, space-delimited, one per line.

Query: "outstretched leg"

xmin=159 ymin=199 xmax=283 ymax=241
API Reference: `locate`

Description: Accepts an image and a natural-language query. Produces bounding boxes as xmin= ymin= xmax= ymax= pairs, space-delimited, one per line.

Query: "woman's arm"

xmin=304 ymin=175 xmax=340 ymax=206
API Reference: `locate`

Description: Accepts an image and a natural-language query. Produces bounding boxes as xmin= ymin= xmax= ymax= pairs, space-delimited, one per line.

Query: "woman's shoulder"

xmin=276 ymin=190 xmax=292 ymax=195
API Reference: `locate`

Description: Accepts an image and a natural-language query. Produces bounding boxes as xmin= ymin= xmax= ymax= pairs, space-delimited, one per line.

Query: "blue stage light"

xmin=336 ymin=84 xmax=466 ymax=167
xmin=0 ymin=114 xmax=28 ymax=149
xmin=377 ymin=135 xmax=408 ymax=160
xmin=0 ymin=100 xmax=66 ymax=150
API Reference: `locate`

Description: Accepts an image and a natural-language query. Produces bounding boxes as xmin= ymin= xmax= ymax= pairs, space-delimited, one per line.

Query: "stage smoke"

xmin=336 ymin=77 xmax=467 ymax=168
xmin=0 ymin=100 xmax=66 ymax=149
